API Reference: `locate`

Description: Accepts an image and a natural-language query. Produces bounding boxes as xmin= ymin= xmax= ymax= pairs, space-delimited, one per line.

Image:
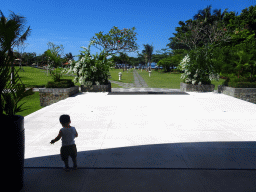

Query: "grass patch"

xmin=138 ymin=69 xmax=225 ymax=90
xmin=109 ymin=68 xmax=134 ymax=87
xmin=8 ymin=66 xmax=82 ymax=88
xmin=3 ymin=91 xmax=46 ymax=117
xmin=8 ymin=66 xmax=134 ymax=88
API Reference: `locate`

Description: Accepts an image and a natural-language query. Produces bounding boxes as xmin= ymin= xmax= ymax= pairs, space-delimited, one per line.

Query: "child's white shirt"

xmin=60 ymin=126 xmax=77 ymax=146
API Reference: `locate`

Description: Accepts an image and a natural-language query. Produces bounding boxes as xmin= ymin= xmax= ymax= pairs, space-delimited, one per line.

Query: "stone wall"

xmin=218 ymin=85 xmax=256 ymax=104
xmin=180 ymin=83 xmax=215 ymax=92
xmin=39 ymin=86 xmax=79 ymax=107
xmin=81 ymin=83 xmax=111 ymax=92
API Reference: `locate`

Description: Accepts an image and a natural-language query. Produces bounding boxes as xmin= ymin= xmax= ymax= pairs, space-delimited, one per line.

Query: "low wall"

xmin=218 ymin=85 xmax=256 ymax=104
xmin=81 ymin=83 xmax=111 ymax=92
xmin=39 ymin=86 xmax=79 ymax=107
xmin=180 ymin=83 xmax=215 ymax=92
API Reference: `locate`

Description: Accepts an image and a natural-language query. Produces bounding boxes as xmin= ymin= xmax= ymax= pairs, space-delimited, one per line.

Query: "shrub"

xmin=228 ymin=81 xmax=256 ymax=88
xmin=222 ymin=75 xmax=256 ymax=88
xmin=222 ymin=77 xmax=230 ymax=86
xmin=45 ymin=79 xmax=75 ymax=88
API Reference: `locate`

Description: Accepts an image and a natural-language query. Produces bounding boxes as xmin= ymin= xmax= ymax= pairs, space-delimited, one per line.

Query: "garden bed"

xmin=180 ymin=83 xmax=215 ymax=92
xmin=218 ymin=86 xmax=256 ymax=104
xmin=39 ymin=86 xmax=79 ymax=107
xmin=81 ymin=82 xmax=111 ymax=92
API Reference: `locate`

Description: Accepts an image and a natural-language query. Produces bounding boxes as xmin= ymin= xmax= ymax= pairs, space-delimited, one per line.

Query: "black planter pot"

xmin=3 ymin=115 xmax=24 ymax=191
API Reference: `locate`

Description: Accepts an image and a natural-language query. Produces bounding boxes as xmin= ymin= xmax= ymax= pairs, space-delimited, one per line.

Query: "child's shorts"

xmin=60 ymin=144 xmax=77 ymax=161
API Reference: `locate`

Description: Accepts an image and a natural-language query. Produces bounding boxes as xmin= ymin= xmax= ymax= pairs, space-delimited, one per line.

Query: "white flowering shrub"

xmin=61 ymin=42 xmax=114 ymax=89
xmin=178 ymin=49 xmax=220 ymax=85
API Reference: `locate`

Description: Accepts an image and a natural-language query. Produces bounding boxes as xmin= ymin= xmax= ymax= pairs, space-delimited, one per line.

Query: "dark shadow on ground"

xmin=22 ymin=141 xmax=256 ymax=192
xmin=25 ymin=141 xmax=256 ymax=169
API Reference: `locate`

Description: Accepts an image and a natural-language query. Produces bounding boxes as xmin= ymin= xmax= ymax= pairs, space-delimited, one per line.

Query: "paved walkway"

xmin=109 ymin=69 xmax=149 ymax=88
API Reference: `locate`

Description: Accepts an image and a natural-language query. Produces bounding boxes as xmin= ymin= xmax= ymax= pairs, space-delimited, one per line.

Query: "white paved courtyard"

xmin=24 ymin=91 xmax=256 ymax=169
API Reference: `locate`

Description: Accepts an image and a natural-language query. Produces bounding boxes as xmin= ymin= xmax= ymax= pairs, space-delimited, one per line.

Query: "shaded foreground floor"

xmin=22 ymin=142 xmax=256 ymax=191
xmin=22 ymin=168 xmax=255 ymax=192
xmin=21 ymin=89 xmax=256 ymax=191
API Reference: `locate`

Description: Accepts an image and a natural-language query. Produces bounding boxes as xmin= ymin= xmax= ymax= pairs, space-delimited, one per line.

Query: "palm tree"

xmin=142 ymin=44 xmax=154 ymax=71
xmin=65 ymin=52 xmax=74 ymax=61
xmin=192 ymin=5 xmax=232 ymax=47
xmin=193 ymin=5 xmax=214 ymax=23
xmin=0 ymin=10 xmax=31 ymax=84
xmin=212 ymin=8 xmax=229 ymax=22
xmin=191 ymin=5 xmax=215 ymax=47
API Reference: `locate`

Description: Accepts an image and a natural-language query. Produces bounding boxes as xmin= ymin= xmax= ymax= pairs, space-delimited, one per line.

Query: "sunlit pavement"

xmin=21 ymin=88 xmax=256 ymax=192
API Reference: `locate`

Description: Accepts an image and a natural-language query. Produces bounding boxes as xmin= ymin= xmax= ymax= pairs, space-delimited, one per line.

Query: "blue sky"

xmin=2 ymin=0 xmax=255 ymax=61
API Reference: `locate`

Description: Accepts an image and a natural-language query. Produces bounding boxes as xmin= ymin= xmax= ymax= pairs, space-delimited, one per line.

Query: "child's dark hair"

xmin=59 ymin=114 xmax=70 ymax=127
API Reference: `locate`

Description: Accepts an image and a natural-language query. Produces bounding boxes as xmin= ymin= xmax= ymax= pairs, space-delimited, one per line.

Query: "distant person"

xmin=50 ymin=114 xmax=78 ymax=172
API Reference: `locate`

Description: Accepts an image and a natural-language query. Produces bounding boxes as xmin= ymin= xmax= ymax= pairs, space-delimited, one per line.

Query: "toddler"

xmin=50 ymin=114 xmax=78 ymax=172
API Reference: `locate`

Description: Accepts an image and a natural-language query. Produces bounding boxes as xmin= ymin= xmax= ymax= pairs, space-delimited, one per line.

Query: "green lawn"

xmin=9 ymin=66 xmax=134 ymax=88
xmin=138 ymin=69 xmax=225 ymax=90
xmin=3 ymin=66 xmax=225 ymax=117
xmin=109 ymin=68 xmax=135 ymax=87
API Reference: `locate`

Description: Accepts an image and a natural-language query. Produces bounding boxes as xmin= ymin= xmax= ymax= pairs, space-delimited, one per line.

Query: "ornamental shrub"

xmin=61 ymin=42 xmax=114 ymax=89
xmin=178 ymin=48 xmax=220 ymax=85
xmin=45 ymin=79 xmax=75 ymax=88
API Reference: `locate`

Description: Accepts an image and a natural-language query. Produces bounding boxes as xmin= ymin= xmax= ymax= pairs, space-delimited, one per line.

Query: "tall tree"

xmin=167 ymin=5 xmax=237 ymax=53
xmin=90 ymin=26 xmax=139 ymax=56
xmin=192 ymin=5 xmax=214 ymax=23
xmin=15 ymin=42 xmax=28 ymax=70
xmin=128 ymin=56 xmax=139 ymax=68
xmin=206 ymin=6 xmax=256 ymax=81
xmin=192 ymin=5 xmax=231 ymax=46
xmin=44 ymin=42 xmax=65 ymax=80
xmin=137 ymin=53 xmax=147 ymax=69
xmin=119 ymin=52 xmax=129 ymax=72
xmin=108 ymin=54 xmax=121 ymax=68
xmin=237 ymin=5 xmax=256 ymax=38
xmin=64 ymin=52 xmax=74 ymax=62
xmin=152 ymin=48 xmax=174 ymax=64
xmin=142 ymin=44 xmax=154 ymax=71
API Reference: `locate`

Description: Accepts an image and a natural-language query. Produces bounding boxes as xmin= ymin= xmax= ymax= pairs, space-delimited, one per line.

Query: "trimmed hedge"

xmin=45 ymin=79 xmax=75 ymax=88
xmin=228 ymin=81 xmax=256 ymax=88
xmin=222 ymin=77 xmax=256 ymax=88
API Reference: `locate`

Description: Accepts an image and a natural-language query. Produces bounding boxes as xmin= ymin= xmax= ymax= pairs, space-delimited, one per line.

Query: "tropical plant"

xmin=64 ymin=52 xmax=74 ymax=63
xmin=157 ymin=57 xmax=173 ymax=72
xmin=178 ymin=46 xmax=220 ymax=85
xmin=142 ymin=44 xmax=154 ymax=70
xmin=0 ymin=10 xmax=34 ymax=118
xmin=61 ymin=41 xmax=114 ymax=89
xmin=44 ymin=42 xmax=65 ymax=82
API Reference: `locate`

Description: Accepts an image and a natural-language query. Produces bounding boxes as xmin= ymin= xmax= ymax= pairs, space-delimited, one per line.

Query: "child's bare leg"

xmin=63 ymin=159 xmax=69 ymax=168
xmin=71 ymin=156 xmax=77 ymax=168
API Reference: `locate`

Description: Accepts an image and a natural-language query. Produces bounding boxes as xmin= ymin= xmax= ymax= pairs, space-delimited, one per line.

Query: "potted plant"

xmin=0 ymin=10 xmax=34 ymax=191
